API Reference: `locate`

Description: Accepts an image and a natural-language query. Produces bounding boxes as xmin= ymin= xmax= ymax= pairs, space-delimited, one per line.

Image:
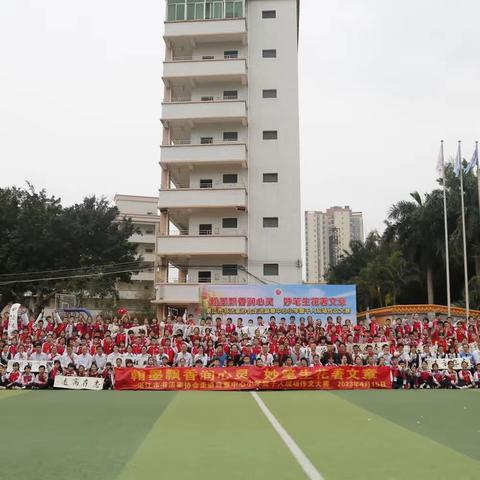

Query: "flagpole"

xmin=458 ymin=141 xmax=470 ymax=318
xmin=440 ymin=141 xmax=451 ymax=316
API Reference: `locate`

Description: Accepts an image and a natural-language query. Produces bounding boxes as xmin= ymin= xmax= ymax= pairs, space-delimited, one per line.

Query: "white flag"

xmin=436 ymin=145 xmax=444 ymax=176
xmin=8 ymin=303 xmax=21 ymax=336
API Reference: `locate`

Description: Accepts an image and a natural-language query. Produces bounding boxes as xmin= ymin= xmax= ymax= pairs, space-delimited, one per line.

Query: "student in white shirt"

xmin=74 ymin=346 xmax=93 ymax=370
xmin=174 ymin=344 xmax=193 ymax=367
xmin=28 ymin=343 xmax=49 ymax=362
xmin=93 ymin=346 xmax=107 ymax=372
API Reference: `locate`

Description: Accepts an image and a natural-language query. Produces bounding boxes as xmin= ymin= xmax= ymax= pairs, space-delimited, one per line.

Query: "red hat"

xmin=117 ymin=308 xmax=128 ymax=316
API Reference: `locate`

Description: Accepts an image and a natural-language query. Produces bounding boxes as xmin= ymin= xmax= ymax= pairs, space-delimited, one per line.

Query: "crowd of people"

xmin=1 ymin=304 xmax=480 ymax=390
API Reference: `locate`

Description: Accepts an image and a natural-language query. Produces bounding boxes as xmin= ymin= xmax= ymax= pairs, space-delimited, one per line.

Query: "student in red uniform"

xmin=34 ymin=365 xmax=48 ymax=389
xmin=21 ymin=364 xmax=35 ymax=389
xmin=418 ymin=361 xmax=434 ymax=389
xmin=457 ymin=361 xmax=474 ymax=388
xmin=0 ymin=365 xmax=8 ymax=388
xmin=473 ymin=363 xmax=480 ymax=388
xmin=6 ymin=362 xmax=22 ymax=389
xmin=431 ymin=363 xmax=444 ymax=388
xmin=442 ymin=361 xmax=458 ymax=389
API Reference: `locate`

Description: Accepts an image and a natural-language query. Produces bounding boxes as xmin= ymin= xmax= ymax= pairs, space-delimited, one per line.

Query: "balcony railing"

xmin=170 ymin=54 xmax=241 ymax=61
xmin=168 ymin=228 xmax=247 ymax=236
xmin=168 ymin=95 xmax=239 ymax=103
xmin=165 ymin=139 xmax=242 ymax=145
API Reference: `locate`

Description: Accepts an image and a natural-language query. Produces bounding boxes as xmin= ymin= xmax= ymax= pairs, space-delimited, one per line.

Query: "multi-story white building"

xmin=114 ymin=194 xmax=160 ymax=312
xmin=305 ymin=207 xmax=364 ymax=283
xmin=154 ymin=0 xmax=302 ymax=316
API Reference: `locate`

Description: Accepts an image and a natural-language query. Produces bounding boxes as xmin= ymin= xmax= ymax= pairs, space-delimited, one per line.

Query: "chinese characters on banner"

xmin=200 ymin=284 xmax=356 ymax=323
xmin=114 ymin=366 xmax=391 ymax=391
xmin=54 ymin=375 xmax=104 ymax=391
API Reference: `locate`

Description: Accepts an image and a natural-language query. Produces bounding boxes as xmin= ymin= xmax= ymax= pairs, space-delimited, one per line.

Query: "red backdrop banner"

xmin=114 ymin=366 xmax=391 ymax=391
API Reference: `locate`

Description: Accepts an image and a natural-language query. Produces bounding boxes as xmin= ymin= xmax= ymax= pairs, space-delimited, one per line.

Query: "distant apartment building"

xmin=305 ymin=206 xmax=364 ymax=283
xmin=114 ymin=194 xmax=160 ymax=312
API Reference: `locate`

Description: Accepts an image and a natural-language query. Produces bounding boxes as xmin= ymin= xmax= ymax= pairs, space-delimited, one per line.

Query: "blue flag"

xmin=453 ymin=145 xmax=462 ymax=177
xmin=464 ymin=147 xmax=478 ymax=174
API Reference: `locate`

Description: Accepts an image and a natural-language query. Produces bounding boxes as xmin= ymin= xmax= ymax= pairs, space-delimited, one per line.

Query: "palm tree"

xmin=386 ymin=191 xmax=445 ymax=304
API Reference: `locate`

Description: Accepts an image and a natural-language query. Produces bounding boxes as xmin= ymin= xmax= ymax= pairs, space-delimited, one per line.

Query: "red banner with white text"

xmin=114 ymin=366 xmax=391 ymax=391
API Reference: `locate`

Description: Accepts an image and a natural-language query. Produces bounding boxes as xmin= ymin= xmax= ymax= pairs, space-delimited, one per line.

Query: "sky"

xmin=1 ymin=0 xmax=479 ymax=234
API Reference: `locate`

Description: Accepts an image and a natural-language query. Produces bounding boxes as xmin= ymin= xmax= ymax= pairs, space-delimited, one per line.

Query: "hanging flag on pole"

xmin=437 ymin=141 xmax=451 ymax=316
xmin=464 ymin=145 xmax=478 ymax=174
xmin=453 ymin=147 xmax=462 ymax=177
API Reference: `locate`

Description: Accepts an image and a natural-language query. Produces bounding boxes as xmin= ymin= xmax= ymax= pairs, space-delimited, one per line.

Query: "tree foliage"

xmin=0 ymin=185 xmax=138 ymax=308
xmin=328 ymin=162 xmax=480 ymax=310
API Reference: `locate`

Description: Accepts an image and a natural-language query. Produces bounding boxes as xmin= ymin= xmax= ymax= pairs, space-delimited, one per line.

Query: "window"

xmin=263 ymin=264 xmax=279 ymax=276
xmin=199 ymin=224 xmax=212 ymax=235
xmin=225 ymin=0 xmax=243 ymax=18
xmin=146 ymin=229 xmax=154 ymax=234
xmin=205 ymin=0 xmax=224 ymax=19
xmin=200 ymin=137 xmax=213 ymax=144
xmin=222 ymin=174 xmax=238 ymax=184
xmin=200 ymin=179 xmax=213 ymax=188
xmin=168 ymin=0 xmax=244 ymax=22
xmin=223 ymin=131 xmax=238 ymax=142
xmin=198 ymin=271 xmax=212 ymax=283
xmin=224 ymin=50 xmax=238 ymax=59
xmin=222 ymin=217 xmax=238 ymax=228
xmin=145 ymin=248 xmax=154 ymax=253
xmin=223 ymin=90 xmax=238 ymax=100
xmin=167 ymin=0 xmax=186 ymax=21
xmin=262 ymin=89 xmax=277 ymax=98
xmin=263 ymin=217 xmax=279 ymax=228
xmin=263 ymin=130 xmax=278 ymax=140
xmin=187 ymin=0 xmax=205 ymax=20
xmin=202 ymin=55 xmax=214 ymax=60
xmin=262 ymin=49 xmax=277 ymax=58
xmin=222 ymin=264 xmax=238 ymax=276
xmin=201 ymin=96 xmax=214 ymax=102
xmin=262 ymin=10 xmax=276 ymax=18
xmin=263 ymin=173 xmax=278 ymax=183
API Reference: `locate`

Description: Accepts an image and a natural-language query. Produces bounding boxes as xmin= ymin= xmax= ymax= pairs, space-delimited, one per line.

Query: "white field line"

xmin=251 ymin=392 xmax=324 ymax=480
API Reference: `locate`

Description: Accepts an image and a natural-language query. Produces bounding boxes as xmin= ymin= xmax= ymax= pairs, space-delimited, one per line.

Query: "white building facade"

xmin=114 ymin=195 xmax=160 ymax=312
xmin=305 ymin=207 xmax=364 ymax=283
xmin=155 ymin=0 xmax=302 ymax=316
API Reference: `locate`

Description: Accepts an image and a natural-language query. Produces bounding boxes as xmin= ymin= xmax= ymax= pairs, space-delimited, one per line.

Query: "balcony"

xmin=157 ymin=234 xmax=247 ymax=256
xmin=154 ymin=276 xmax=248 ymax=305
xmin=129 ymin=233 xmax=156 ymax=244
xmin=162 ymin=99 xmax=247 ymax=127
xmin=158 ymin=187 xmax=247 ymax=210
xmin=163 ymin=57 xmax=247 ymax=86
xmin=164 ymin=17 xmax=247 ymax=46
xmin=131 ymin=271 xmax=155 ymax=282
xmin=161 ymin=142 xmax=247 ymax=167
xmin=154 ymin=283 xmax=200 ymax=304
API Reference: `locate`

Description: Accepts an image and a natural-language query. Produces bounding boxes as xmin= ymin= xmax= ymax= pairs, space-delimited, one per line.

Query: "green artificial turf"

xmin=1 ymin=390 xmax=479 ymax=480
